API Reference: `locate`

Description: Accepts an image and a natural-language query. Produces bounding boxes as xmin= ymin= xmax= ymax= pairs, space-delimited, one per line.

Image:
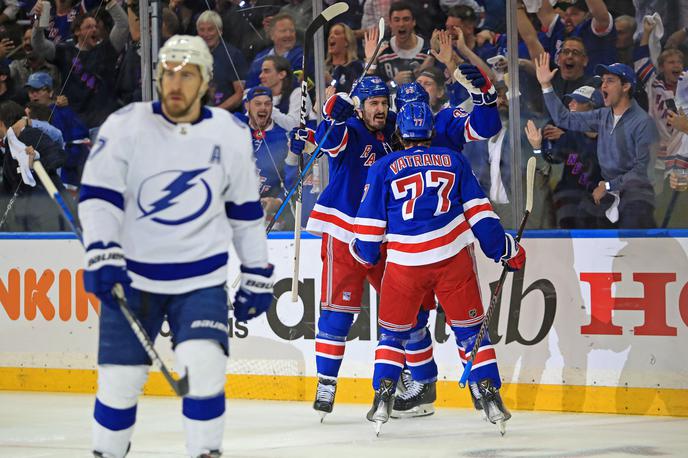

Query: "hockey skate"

xmin=391 ymin=369 xmax=436 ymax=418
xmin=197 ymin=451 xmax=221 ymax=458
xmin=366 ymin=378 xmax=395 ymax=436
xmin=469 ymin=378 xmax=511 ymax=436
xmin=313 ymin=376 xmax=337 ymax=422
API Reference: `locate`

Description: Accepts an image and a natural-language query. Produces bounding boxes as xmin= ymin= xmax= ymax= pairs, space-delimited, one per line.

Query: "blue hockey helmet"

xmin=394 ymin=82 xmax=429 ymax=112
xmin=396 ymin=102 xmax=434 ymax=140
xmin=351 ymin=76 xmax=389 ymax=109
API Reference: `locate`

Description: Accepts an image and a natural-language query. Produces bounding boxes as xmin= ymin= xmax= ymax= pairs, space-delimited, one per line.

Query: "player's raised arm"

xmin=444 ymin=64 xmax=502 ymax=146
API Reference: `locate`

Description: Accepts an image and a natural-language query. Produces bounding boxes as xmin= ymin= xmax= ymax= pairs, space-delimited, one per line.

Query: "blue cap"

xmin=245 ymin=85 xmax=272 ymax=101
xmin=25 ymin=72 xmax=53 ymax=89
xmin=564 ymin=85 xmax=603 ymax=108
xmin=594 ymin=63 xmax=636 ymax=90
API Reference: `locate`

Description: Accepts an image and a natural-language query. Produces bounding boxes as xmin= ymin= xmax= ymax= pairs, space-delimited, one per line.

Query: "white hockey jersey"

xmin=79 ymin=102 xmax=269 ymax=294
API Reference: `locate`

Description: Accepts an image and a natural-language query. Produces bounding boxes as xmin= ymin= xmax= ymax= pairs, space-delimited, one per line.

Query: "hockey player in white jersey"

xmin=79 ymin=35 xmax=274 ymax=458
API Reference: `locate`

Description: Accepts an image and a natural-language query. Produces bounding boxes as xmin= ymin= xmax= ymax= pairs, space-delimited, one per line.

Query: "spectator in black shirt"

xmin=30 ymin=0 xmax=129 ymax=131
xmin=0 ymin=100 xmax=69 ymax=232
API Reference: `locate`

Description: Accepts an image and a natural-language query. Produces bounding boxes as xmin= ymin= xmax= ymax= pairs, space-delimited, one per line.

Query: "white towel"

xmin=488 ymin=128 xmax=509 ymax=204
xmin=643 ymin=14 xmax=664 ymax=67
xmin=676 ymin=70 xmax=688 ymax=111
xmin=7 ymin=128 xmax=39 ymax=187
xmin=605 ymin=191 xmax=621 ymax=224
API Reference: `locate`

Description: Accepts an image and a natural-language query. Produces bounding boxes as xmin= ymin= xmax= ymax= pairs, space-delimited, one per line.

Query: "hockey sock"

xmin=373 ymin=331 xmax=408 ymax=389
xmin=182 ymin=393 xmax=225 ymax=456
xmin=452 ymin=324 xmax=501 ymax=388
xmin=315 ymin=310 xmax=354 ymax=378
xmin=92 ymin=365 xmax=148 ymax=458
xmin=176 ymin=340 xmax=227 ymax=457
xmin=405 ymin=328 xmax=437 ymax=384
xmin=404 ymin=309 xmax=437 ymax=384
xmin=93 ymin=399 xmax=137 ymax=458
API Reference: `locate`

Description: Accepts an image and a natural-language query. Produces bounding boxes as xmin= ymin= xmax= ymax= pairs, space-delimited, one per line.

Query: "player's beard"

xmin=163 ymin=93 xmax=195 ymax=119
xmin=361 ymin=108 xmax=387 ymax=131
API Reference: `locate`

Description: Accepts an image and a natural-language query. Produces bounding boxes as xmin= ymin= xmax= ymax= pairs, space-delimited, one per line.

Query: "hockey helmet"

xmin=351 ymin=76 xmax=389 ymax=109
xmin=156 ymin=35 xmax=214 ymax=93
xmin=394 ymin=82 xmax=429 ymax=112
xmin=396 ymin=102 xmax=434 ymax=140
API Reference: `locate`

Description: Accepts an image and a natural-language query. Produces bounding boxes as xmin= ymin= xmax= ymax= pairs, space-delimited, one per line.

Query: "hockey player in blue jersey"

xmin=304 ymin=76 xmax=438 ymax=420
xmin=79 ymin=35 xmax=274 ymax=458
xmin=393 ymin=63 xmax=502 ymax=151
xmin=350 ymin=102 xmax=525 ymax=435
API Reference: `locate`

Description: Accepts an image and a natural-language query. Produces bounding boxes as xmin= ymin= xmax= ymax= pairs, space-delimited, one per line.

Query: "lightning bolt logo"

xmin=137 ymin=168 xmax=212 ymax=225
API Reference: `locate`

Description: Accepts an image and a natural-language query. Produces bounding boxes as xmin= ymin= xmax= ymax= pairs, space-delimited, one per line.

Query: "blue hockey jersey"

xmin=353 ymin=145 xmax=508 ymax=266
xmin=432 ymin=103 xmax=501 ymax=150
xmin=306 ymin=115 xmax=395 ymax=242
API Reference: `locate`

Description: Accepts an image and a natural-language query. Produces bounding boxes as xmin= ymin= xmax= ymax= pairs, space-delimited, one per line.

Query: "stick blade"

xmin=321 ymin=2 xmax=349 ymax=21
xmin=525 ymin=156 xmax=536 ymax=213
xmin=377 ymin=17 xmax=385 ymax=43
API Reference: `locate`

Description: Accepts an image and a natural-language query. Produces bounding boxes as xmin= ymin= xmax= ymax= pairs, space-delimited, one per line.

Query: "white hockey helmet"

xmin=156 ymin=35 xmax=213 ymax=92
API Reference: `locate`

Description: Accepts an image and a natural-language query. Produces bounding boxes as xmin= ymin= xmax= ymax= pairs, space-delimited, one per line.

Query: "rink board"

xmin=1 ymin=234 xmax=687 ymax=416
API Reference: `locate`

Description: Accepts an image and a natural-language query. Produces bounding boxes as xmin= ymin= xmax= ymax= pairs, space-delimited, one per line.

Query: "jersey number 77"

xmin=392 ymin=170 xmax=456 ymax=220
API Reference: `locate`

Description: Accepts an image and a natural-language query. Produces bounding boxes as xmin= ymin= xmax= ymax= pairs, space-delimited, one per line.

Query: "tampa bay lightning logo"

xmin=137 ymin=168 xmax=212 ymax=225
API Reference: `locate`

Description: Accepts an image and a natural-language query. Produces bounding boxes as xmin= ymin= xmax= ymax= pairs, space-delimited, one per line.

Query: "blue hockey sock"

xmin=373 ymin=330 xmax=408 ymax=389
xmin=315 ymin=310 xmax=354 ymax=378
xmin=452 ymin=324 xmax=501 ymax=388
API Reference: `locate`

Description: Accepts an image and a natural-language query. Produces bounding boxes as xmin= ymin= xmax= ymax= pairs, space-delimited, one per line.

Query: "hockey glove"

xmin=500 ymin=233 xmax=526 ymax=272
xmin=453 ymin=64 xmax=497 ymax=106
xmin=83 ymin=242 xmax=131 ymax=309
xmin=323 ymin=92 xmax=355 ymax=123
xmin=233 ymin=264 xmax=275 ymax=321
xmin=348 ymin=238 xmax=380 ymax=267
xmin=289 ymin=127 xmax=315 ymax=155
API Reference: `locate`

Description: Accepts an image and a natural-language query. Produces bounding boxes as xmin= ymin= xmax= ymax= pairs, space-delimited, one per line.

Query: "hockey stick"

xmin=292 ymin=2 xmax=350 ymax=302
xmin=265 ymin=17 xmax=386 ymax=234
xmin=459 ymin=157 xmax=536 ymax=388
xmin=32 ymin=162 xmax=190 ymax=397
xmin=230 ymin=18 xmax=387 ymax=291
xmin=32 ymin=161 xmax=82 ymax=240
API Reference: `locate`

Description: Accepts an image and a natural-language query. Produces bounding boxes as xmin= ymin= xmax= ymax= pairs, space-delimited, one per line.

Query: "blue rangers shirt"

xmin=353 ymin=145 xmax=508 ymax=266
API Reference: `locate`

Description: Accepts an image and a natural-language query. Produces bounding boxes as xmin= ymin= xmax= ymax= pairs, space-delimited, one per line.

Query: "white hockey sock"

xmin=92 ymin=420 xmax=134 ymax=458
xmin=183 ymin=412 xmax=225 ymax=456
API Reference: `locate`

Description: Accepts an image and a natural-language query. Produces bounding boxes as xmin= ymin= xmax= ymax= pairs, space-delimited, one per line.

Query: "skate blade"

xmin=374 ymin=420 xmax=383 ymax=436
xmin=390 ymin=404 xmax=435 ymax=419
xmin=319 ymin=411 xmax=328 ymax=423
xmin=498 ymin=419 xmax=506 ymax=436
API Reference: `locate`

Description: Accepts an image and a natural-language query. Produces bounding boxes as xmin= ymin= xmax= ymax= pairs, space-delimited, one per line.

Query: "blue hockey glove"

xmin=233 ymin=264 xmax=275 ymax=321
xmin=348 ymin=238 xmax=380 ymax=267
xmin=323 ymin=92 xmax=355 ymax=123
xmin=289 ymin=127 xmax=314 ymax=155
xmin=500 ymin=233 xmax=526 ymax=272
xmin=83 ymin=242 xmax=131 ymax=309
xmin=453 ymin=64 xmax=497 ymax=106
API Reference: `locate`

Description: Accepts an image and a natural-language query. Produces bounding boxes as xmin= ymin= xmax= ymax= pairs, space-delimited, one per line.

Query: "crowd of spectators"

xmin=0 ymin=0 xmax=687 ymax=232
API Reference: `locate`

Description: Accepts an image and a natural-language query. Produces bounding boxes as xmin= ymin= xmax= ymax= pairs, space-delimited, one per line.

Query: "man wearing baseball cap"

xmin=25 ymin=71 xmax=90 ymax=190
xmin=235 ymin=86 xmax=292 ymax=229
xmin=536 ymin=52 xmax=658 ymax=228
xmin=526 ymin=84 xmax=607 ymax=228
